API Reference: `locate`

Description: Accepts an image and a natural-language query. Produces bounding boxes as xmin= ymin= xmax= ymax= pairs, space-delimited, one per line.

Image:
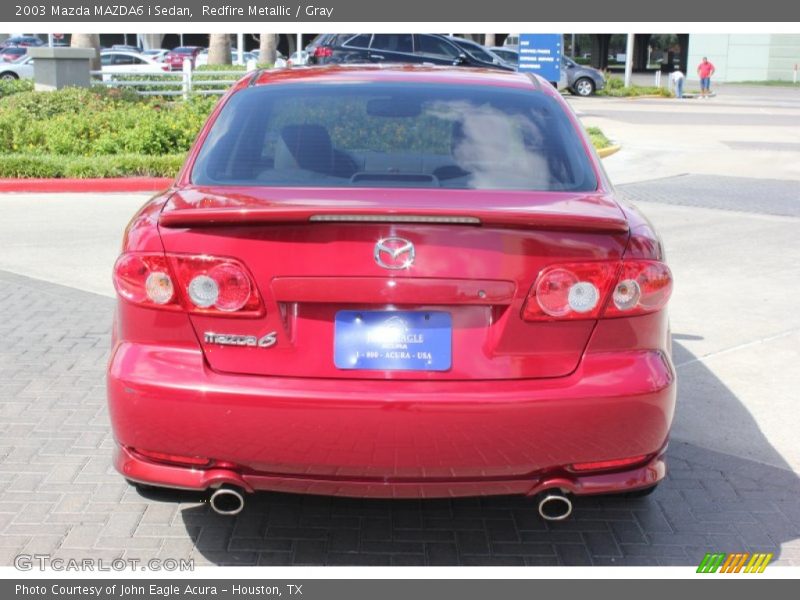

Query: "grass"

xmin=597 ymin=75 xmax=673 ymax=98
xmin=0 ymin=153 xmax=185 ymax=178
xmin=598 ymin=85 xmax=672 ymax=98
xmin=726 ymin=80 xmax=799 ymax=87
xmin=586 ymin=127 xmax=612 ymax=150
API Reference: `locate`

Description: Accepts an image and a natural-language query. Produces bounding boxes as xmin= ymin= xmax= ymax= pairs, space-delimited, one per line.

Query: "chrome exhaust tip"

xmin=537 ymin=493 xmax=573 ymax=521
xmin=209 ymin=486 xmax=245 ymax=516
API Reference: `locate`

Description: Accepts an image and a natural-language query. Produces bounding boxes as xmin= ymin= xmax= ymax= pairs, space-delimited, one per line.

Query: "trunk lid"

xmin=158 ymin=186 xmax=629 ymax=380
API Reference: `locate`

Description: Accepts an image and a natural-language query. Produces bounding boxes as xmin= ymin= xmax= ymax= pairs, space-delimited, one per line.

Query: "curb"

xmin=597 ymin=144 xmax=622 ymax=159
xmin=0 ymin=177 xmax=173 ymax=193
xmin=625 ymin=94 xmax=670 ymax=100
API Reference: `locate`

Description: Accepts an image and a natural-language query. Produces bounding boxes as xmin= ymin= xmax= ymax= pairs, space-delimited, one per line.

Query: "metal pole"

xmin=624 ymin=33 xmax=634 ymax=88
xmin=297 ymin=32 xmax=302 ymax=53
xmin=571 ymin=33 xmax=575 ymax=58
xmin=237 ymin=32 xmax=244 ymax=65
xmin=182 ymin=57 xmax=192 ymax=100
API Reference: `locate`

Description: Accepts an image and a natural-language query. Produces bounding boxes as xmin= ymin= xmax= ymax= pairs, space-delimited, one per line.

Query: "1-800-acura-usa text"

xmin=108 ymin=65 xmax=674 ymax=520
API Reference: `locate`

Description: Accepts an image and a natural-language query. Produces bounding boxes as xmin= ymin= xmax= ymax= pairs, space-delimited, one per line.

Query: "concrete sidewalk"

xmin=0 ymin=193 xmax=146 ymax=298
xmin=571 ymin=84 xmax=800 ymax=185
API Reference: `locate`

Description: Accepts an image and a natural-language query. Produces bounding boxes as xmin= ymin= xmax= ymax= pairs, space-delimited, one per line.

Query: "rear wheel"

xmin=572 ymin=77 xmax=595 ymax=97
xmin=125 ymin=478 xmax=155 ymax=492
xmin=624 ymin=484 xmax=659 ymax=498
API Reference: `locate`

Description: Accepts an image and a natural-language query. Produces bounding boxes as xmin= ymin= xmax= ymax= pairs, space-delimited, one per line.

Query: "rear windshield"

xmin=191 ymin=82 xmax=597 ymax=191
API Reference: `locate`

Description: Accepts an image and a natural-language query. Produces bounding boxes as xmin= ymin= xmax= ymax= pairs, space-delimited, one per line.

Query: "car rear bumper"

xmin=108 ymin=343 xmax=675 ymax=498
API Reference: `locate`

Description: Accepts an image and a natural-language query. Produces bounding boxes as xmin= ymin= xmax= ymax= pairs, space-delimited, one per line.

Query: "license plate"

xmin=334 ymin=310 xmax=452 ymax=371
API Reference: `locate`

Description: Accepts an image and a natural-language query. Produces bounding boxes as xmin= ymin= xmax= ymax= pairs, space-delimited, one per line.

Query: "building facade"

xmin=687 ymin=34 xmax=800 ymax=82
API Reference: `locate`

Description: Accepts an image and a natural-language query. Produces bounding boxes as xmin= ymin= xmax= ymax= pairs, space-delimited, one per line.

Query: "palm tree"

xmin=71 ymin=33 xmax=101 ymax=71
xmin=208 ymin=34 xmax=232 ymax=66
xmin=259 ymin=33 xmax=278 ymax=65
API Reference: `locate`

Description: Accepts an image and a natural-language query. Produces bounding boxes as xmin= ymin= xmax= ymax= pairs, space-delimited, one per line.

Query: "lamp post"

xmin=624 ymin=33 xmax=634 ymax=87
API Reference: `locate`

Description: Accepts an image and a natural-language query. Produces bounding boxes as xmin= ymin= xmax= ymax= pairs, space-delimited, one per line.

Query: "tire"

xmin=125 ymin=478 xmax=155 ymax=492
xmin=625 ymin=484 xmax=659 ymax=498
xmin=572 ymin=77 xmax=596 ymax=97
xmin=0 ymin=72 xmax=19 ymax=80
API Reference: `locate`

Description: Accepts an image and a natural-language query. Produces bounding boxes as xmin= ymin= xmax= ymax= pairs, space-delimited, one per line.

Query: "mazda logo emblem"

xmin=374 ymin=237 xmax=415 ymax=270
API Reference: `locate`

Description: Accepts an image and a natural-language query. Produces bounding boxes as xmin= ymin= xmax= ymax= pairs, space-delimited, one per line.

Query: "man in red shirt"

xmin=697 ymin=57 xmax=716 ymax=98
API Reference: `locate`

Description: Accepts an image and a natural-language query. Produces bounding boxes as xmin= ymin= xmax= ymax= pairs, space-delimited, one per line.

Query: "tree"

xmin=71 ymin=33 xmax=101 ymax=71
xmin=259 ymin=33 xmax=278 ymax=65
xmin=208 ymin=33 xmax=232 ymax=66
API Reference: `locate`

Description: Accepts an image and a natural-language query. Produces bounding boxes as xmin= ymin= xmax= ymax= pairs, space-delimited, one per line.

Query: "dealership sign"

xmin=517 ymin=34 xmax=562 ymax=83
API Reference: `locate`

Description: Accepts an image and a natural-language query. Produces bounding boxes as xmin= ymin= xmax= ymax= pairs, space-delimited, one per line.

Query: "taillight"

xmin=604 ymin=260 xmax=672 ymax=317
xmin=522 ymin=259 xmax=672 ymax=321
xmin=314 ymin=46 xmax=333 ymax=58
xmin=113 ymin=253 xmax=179 ymax=310
xmin=170 ymin=255 xmax=262 ymax=315
xmin=523 ymin=262 xmax=617 ymax=320
xmin=113 ymin=253 xmax=264 ymax=317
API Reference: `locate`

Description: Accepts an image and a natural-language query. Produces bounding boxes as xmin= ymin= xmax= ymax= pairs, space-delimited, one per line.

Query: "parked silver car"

xmin=488 ymin=48 xmax=605 ymax=96
xmin=562 ymin=56 xmax=605 ymax=96
xmin=0 ymin=55 xmax=34 ymax=80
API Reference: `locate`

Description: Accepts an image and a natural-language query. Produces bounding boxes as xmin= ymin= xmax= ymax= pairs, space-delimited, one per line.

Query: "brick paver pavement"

xmin=618 ymin=174 xmax=800 ymax=217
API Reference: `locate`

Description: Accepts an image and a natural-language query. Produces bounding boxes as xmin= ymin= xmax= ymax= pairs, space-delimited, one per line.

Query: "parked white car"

xmin=0 ymin=55 xmax=34 ymax=80
xmin=100 ymin=51 xmax=168 ymax=75
xmin=250 ymin=49 xmax=287 ymax=67
xmin=288 ymin=50 xmax=310 ymax=66
xmin=141 ymin=49 xmax=169 ymax=62
xmin=195 ymin=48 xmax=252 ymax=67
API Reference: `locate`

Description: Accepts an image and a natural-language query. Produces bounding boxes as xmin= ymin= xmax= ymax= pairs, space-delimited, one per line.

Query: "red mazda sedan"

xmin=109 ymin=66 xmax=675 ymax=520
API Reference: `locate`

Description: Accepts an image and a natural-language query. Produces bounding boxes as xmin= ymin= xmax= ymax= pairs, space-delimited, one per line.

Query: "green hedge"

xmin=0 ymin=85 xmax=214 ymax=177
xmin=585 ymin=126 xmax=611 ymax=150
xmin=0 ymin=87 xmax=217 ymax=156
xmin=598 ymin=86 xmax=672 ymax=97
xmin=0 ymin=153 xmax=185 ymax=178
xmin=599 ymin=75 xmax=673 ymax=97
xmin=0 ymin=78 xmax=34 ymax=99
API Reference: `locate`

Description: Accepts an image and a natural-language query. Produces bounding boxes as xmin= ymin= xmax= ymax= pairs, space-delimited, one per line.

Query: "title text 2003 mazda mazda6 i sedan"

xmin=109 ymin=65 xmax=675 ymax=520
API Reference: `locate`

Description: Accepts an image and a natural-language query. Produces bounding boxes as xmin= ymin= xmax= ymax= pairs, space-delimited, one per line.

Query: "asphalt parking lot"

xmin=1 ymin=85 xmax=799 ymax=567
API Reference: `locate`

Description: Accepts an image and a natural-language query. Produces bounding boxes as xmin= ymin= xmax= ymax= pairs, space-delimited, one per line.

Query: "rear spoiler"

xmin=158 ymin=207 xmax=629 ymax=233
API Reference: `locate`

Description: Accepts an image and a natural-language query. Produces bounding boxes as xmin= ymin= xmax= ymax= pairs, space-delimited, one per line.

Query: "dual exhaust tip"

xmin=209 ymin=486 xmax=573 ymax=520
xmin=209 ymin=486 xmax=245 ymax=516
xmin=536 ymin=492 xmax=573 ymax=521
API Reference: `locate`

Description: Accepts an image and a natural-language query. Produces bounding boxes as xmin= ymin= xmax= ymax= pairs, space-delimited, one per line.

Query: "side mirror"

xmin=453 ymin=52 xmax=467 ymax=65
